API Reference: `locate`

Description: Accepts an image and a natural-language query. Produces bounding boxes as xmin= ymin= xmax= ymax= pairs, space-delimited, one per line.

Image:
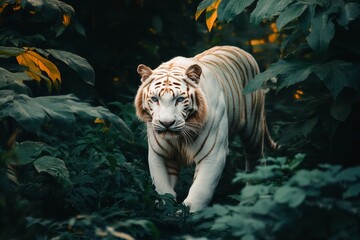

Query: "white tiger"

xmin=134 ymin=46 xmax=277 ymax=212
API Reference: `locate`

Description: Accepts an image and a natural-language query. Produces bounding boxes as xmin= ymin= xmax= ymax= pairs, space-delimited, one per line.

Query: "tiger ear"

xmin=186 ymin=64 xmax=202 ymax=84
xmin=137 ymin=64 xmax=153 ymax=82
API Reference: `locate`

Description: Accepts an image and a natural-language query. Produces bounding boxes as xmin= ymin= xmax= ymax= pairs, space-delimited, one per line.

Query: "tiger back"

xmin=134 ymin=45 xmax=277 ymax=212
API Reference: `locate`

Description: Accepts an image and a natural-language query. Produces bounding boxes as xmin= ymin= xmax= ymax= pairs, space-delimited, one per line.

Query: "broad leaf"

xmin=306 ymin=10 xmax=335 ymax=56
xmin=196 ymin=0 xmax=217 ymax=19
xmin=250 ymin=0 xmax=294 ymax=24
xmin=336 ymin=2 xmax=360 ymax=27
xmin=16 ymin=49 xmax=61 ymax=91
xmin=33 ymin=156 xmax=71 ymax=187
xmin=14 ymin=141 xmax=54 ymax=165
xmin=195 ymin=0 xmax=221 ymax=31
xmin=274 ymin=186 xmax=306 ymax=207
xmin=0 ymin=90 xmax=133 ymax=141
xmin=343 ymin=183 xmax=360 ymax=199
xmin=276 ymin=2 xmax=308 ymax=30
xmin=218 ymin=0 xmax=255 ymax=22
xmin=336 ymin=166 xmax=360 ymax=182
xmin=0 ymin=46 xmax=25 ymax=58
xmin=45 ymin=49 xmax=95 ymax=86
xmin=0 ymin=67 xmax=31 ymax=93
xmin=243 ymin=60 xmax=315 ymax=94
xmin=25 ymin=0 xmax=74 ymax=19
xmin=315 ymin=61 xmax=358 ymax=99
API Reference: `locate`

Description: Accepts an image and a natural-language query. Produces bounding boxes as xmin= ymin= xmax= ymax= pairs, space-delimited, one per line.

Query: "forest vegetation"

xmin=1 ymin=0 xmax=359 ymax=239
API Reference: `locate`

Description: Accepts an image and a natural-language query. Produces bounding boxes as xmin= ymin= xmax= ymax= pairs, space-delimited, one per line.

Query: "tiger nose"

xmin=159 ymin=120 xmax=175 ymax=128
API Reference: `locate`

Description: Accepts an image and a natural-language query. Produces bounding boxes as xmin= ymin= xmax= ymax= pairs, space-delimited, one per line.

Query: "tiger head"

xmin=134 ymin=62 xmax=208 ymax=142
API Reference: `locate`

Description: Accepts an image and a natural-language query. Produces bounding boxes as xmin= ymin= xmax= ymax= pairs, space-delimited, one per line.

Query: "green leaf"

xmin=337 ymin=166 xmax=360 ymax=182
xmin=343 ymin=183 xmax=360 ymax=198
xmin=196 ymin=0 xmax=217 ymax=13
xmin=0 ymin=46 xmax=26 ymax=58
xmin=276 ymin=2 xmax=308 ymax=30
xmin=33 ymin=156 xmax=71 ymax=187
xmin=250 ymin=0 xmax=294 ymax=24
xmin=0 ymin=67 xmax=32 ymax=93
xmin=315 ymin=61 xmax=359 ymax=99
xmin=241 ymin=185 xmax=272 ymax=200
xmin=0 ymin=90 xmax=133 ymax=141
xmin=26 ymin=0 xmax=75 ymax=18
xmin=14 ymin=141 xmax=54 ymax=165
xmin=218 ymin=0 xmax=255 ymax=22
xmin=302 ymin=117 xmax=318 ymax=137
xmin=252 ymin=198 xmax=276 ymax=215
xmin=274 ymin=186 xmax=306 ymax=207
xmin=336 ymin=2 xmax=360 ymax=27
xmin=45 ymin=49 xmax=95 ymax=86
xmin=306 ymin=10 xmax=335 ymax=56
xmin=243 ymin=60 xmax=315 ymax=94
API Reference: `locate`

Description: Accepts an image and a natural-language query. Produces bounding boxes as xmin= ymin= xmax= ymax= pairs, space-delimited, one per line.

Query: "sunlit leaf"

xmin=195 ymin=0 xmax=217 ymax=20
xmin=16 ymin=49 xmax=61 ymax=91
xmin=195 ymin=0 xmax=221 ymax=31
xmin=206 ymin=0 xmax=221 ymax=31
xmin=62 ymin=14 xmax=71 ymax=26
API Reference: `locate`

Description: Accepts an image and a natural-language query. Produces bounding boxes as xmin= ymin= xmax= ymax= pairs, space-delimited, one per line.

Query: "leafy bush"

xmin=1 ymin=0 xmax=360 ymax=239
xmin=193 ymin=156 xmax=360 ymax=240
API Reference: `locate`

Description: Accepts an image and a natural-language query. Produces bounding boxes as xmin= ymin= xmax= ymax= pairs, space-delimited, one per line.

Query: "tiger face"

xmin=135 ymin=63 xmax=208 ymax=142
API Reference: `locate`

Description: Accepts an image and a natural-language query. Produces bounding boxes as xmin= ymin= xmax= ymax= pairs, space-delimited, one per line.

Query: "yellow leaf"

xmin=94 ymin=118 xmax=109 ymax=132
xmin=195 ymin=8 xmax=205 ymax=20
xmin=16 ymin=49 xmax=61 ymax=91
xmin=195 ymin=0 xmax=221 ymax=32
xmin=206 ymin=0 xmax=221 ymax=31
xmin=62 ymin=14 xmax=71 ymax=26
xmin=206 ymin=10 xmax=217 ymax=31
xmin=16 ymin=53 xmax=42 ymax=81
xmin=94 ymin=118 xmax=105 ymax=124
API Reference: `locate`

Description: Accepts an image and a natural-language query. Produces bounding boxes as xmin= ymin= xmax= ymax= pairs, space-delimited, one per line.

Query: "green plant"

xmin=196 ymin=0 xmax=360 ymax=165
xmin=193 ymin=155 xmax=360 ymax=239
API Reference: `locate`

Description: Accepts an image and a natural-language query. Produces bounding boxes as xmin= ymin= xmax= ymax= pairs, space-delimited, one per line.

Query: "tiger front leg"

xmin=183 ymin=116 xmax=228 ymax=212
xmin=148 ymin=145 xmax=178 ymax=198
xmin=183 ymin=147 xmax=227 ymax=212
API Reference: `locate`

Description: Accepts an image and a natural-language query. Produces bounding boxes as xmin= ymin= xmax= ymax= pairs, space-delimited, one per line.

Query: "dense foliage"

xmin=1 ymin=0 xmax=359 ymax=239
